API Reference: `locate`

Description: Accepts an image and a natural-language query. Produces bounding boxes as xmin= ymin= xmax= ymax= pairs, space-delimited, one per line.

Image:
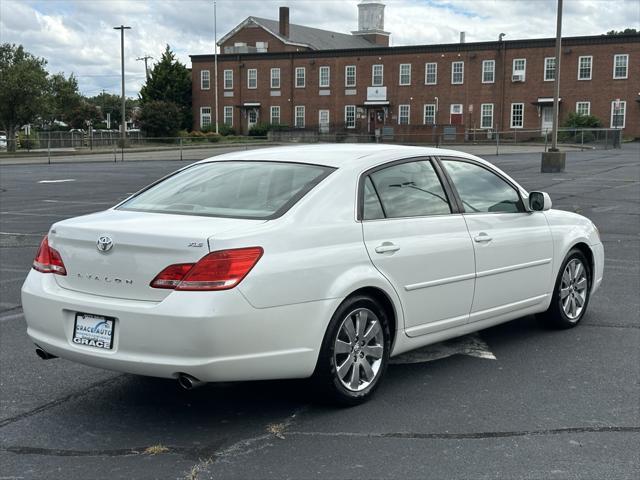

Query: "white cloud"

xmin=1 ymin=0 xmax=637 ymax=96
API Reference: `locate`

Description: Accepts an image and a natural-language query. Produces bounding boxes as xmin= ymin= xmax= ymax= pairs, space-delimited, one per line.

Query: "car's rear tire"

xmin=540 ymin=248 xmax=591 ymax=329
xmin=313 ymin=295 xmax=391 ymax=406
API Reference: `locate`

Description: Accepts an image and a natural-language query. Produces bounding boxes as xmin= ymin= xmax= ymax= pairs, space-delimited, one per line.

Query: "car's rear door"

xmin=360 ymin=158 xmax=476 ymax=337
xmin=439 ymin=157 xmax=554 ymax=321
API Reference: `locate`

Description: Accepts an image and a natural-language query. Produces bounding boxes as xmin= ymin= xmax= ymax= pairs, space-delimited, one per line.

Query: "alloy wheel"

xmin=560 ymin=258 xmax=588 ymax=320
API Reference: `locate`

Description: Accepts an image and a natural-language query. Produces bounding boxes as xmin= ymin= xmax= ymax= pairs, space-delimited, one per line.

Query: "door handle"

xmin=474 ymin=233 xmax=492 ymax=243
xmin=375 ymin=242 xmax=400 ymax=254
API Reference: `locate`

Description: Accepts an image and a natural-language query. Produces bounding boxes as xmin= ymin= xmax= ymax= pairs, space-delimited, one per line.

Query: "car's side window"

xmin=441 ymin=159 xmax=524 ymax=213
xmin=363 ymin=177 xmax=385 ymax=220
xmin=368 ymin=160 xmax=451 ymax=218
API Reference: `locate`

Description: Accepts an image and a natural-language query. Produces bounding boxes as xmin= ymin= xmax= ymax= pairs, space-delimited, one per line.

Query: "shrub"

xmin=248 ymin=122 xmax=270 ymax=137
xmin=138 ymin=100 xmax=181 ymax=139
xmin=562 ymin=112 xmax=602 ymax=129
xmin=218 ymin=124 xmax=236 ymax=136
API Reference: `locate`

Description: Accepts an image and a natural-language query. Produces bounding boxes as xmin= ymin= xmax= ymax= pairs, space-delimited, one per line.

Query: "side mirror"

xmin=529 ymin=191 xmax=552 ymax=211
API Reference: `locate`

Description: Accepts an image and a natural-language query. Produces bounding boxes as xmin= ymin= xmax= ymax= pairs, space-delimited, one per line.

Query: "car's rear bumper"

xmin=21 ymin=271 xmax=335 ymax=382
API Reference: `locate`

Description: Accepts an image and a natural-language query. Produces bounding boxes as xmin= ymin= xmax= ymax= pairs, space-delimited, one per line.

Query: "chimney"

xmin=460 ymin=31 xmax=466 ymax=43
xmin=279 ymin=7 xmax=290 ymax=37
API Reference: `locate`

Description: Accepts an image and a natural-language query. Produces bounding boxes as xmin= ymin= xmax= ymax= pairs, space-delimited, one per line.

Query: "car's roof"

xmin=199 ymin=144 xmax=482 ymax=169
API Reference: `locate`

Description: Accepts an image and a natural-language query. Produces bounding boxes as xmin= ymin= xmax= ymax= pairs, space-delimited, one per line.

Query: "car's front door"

xmin=439 ymin=158 xmax=554 ymax=321
xmin=361 ymin=158 xmax=476 ymax=337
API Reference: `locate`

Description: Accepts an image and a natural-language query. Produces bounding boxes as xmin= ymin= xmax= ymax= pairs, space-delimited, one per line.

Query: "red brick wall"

xmin=220 ymin=24 xmax=308 ymax=53
xmin=192 ymin=36 xmax=640 ymax=138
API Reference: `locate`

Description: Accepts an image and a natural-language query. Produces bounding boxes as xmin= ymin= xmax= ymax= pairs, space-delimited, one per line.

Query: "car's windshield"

xmin=118 ymin=161 xmax=334 ymax=219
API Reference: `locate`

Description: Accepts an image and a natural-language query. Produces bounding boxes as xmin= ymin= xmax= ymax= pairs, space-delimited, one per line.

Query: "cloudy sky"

xmin=1 ymin=0 xmax=638 ymax=97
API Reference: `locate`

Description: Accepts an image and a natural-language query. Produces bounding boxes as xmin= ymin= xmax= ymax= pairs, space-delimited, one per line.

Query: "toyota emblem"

xmin=96 ymin=235 xmax=114 ymax=253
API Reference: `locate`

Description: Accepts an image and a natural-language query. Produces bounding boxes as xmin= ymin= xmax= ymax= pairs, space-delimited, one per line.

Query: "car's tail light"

xmin=32 ymin=236 xmax=67 ymax=275
xmin=150 ymin=247 xmax=263 ymax=291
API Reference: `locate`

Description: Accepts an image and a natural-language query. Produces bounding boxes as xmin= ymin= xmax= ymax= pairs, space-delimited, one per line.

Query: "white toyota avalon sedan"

xmin=22 ymin=144 xmax=604 ymax=404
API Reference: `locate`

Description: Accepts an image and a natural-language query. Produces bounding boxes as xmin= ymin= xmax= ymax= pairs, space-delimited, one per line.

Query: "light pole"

xmin=114 ymin=25 xmax=131 ymax=146
xmin=214 ymin=0 xmax=219 ymax=134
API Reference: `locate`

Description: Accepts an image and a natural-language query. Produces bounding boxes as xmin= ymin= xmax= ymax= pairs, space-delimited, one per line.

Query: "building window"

xmin=482 ymin=60 xmax=495 ymax=83
xmin=200 ymin=70 xmax=210 ymax=90
xmin=270 ymin=106 xmax=280 ymax=124
xmin=480 ymin=103 xmax=494 ymax=129
xmin=451 ymin=61 xmax=464 ymax=84
xmin=345 ymin=65 xmax=356 ymax=87
xmin=425 ymin=62 xmax=437 ymax=85
xmin=544 ymin=57 xmax=555 ymax=81
xmin=345 ymin=105 xmax=356 ymax=128
xmin=247 ymin=68 xmax=257 ymax=89
xmin=223 ymin=69 xmax=233 ymax=89
xmin=510 ymin=103 xmax=524 ymax=128
xmin=256 ymin=41 xmax=268 ymax=52
xmin=295 ymin=106 xmax=305 ymax=128
xmin=512 ymin=58 xmax=526 ymax=81
xmin=372 ymin=64 xmax=383 ymax=86
xmin=576 ymin=101 xmax=590 ymax=116
xmin=200 ymin=107 xmax=211 ymax=129
xmin=423 ymin=104 xmax=436 ymax=125
xmin=398 ymin=104 xmax=410 ymax=125
xmin=613 ymin=54 xmax=629 ymax=79
xmin=270 ymin=68 xmax=281 ymax=89
xmin=223 ymin=106 xmax=233 ymax=126
xmin=610 ymin=100 xmax=626 ymax=128
xmin=295 ymin=67 xmax=305 ymax=88
xmin=319 ymin=66 xmax=330 ymax=88
xmin=399 ymin=63 xmax=411 ymax=85
xmin=578 ymin=56 xmax=592 ymax=80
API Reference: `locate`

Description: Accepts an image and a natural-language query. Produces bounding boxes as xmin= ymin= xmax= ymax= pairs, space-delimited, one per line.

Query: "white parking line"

xmin=0 ymin=311 xmax=24 ymax=323
xmin=38 ymin=179 xmax=75 ymax=183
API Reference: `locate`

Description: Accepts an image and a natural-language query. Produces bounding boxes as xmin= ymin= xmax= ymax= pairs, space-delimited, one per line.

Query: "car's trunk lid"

xmin=50 ymin=210 xmax=265 ymax=301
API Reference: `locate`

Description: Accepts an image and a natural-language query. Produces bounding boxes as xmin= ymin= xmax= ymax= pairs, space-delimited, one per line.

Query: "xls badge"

xmin=96 ymin=234 xmax=114 ymax=253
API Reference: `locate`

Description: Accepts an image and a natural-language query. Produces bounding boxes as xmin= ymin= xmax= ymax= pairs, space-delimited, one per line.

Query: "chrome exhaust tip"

xmin=177 ymin=373 xmax=204 ymax=390
xmin=35 ymin=347 xmax=57 ymax=360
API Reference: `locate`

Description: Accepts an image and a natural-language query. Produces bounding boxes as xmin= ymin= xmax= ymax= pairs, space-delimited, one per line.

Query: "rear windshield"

xmin=118 ymin=161 xmax=334 ymax=219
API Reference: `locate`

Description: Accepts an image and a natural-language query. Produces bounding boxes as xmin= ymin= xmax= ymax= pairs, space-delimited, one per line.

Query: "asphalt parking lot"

xmin=1 ymin=144 xmax=638 ymax=479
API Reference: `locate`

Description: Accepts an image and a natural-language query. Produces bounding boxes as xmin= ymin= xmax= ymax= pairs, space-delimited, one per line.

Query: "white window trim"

xmin=613 ymin=54 xmax=629 ymax=79
xmin=482 ymin=60 xmax=495 ymax=84
xmin=399 ymin=63 xmax=411 ymax=86
xmin=270 ymin=68 xmax=281 ymax=89
xmin=247 ymin=68 xmax=257 ymax=89
xmin=319 ymin=66 xmax=330 ymax=88
xmin=372 ymin=64 xmax=384 ymax=86
xmin=345 ymin=65 xmax=357 ymax=87
xmin=200 ymin=106 xmax=212 ymax=128
xmin=270 ymin=106 xmax=280 ymax=124
xmin=451 ymin=61 xmax=464 ymax=85
xmin=425 ymin=62 xmax=437 ymax=85
xmin=295 ymin=67 xmax=306 ymax=88
xmin=200 ymin=70 xmax=210 ymax=90
xmin=423 ymin=104 xmax=436 ymax=125
xmin=344 ymin=105 xmax=356 ymax=129
xmin=223 ymin=69 xmax=233 ymax=90
xmin=512 ymin=58 xmax=527 ymax=81
xmin=575 ymin=101 xmax=591 ymax=116
xmin=544 ymin=57 xmax=555 ymax=82
xmin=577 ymin=55 xmax=592 ymax=81
xmin=295 ymin=105 xmax=305 ymax=128
xmin=610 ymin=100 xmax=626 ymax=128
xmin=398 ymin=104 xmax=410 ymax=125
xmin=480 ymin=103 xmax=494 ymax=129
xmin=510 ymin=103 xmax=524 ymax=129
xmin=223 ymin=106 xmax=233 ymax=126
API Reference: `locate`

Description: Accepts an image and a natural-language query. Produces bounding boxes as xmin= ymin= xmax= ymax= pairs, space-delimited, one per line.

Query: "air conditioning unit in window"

xmin=512 ymin=74 xmax=524 ymax=82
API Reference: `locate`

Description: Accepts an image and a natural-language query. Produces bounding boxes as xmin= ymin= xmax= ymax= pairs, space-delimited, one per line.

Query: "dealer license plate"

xmin=73 ymin=313 xmax=114 ymax=350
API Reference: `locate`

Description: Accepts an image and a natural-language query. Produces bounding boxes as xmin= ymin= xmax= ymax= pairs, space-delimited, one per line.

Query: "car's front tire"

xmin=313 ymin=295 xmax=391 ymax=405
xmin=540 ymin=248 xmax=592 ymax=329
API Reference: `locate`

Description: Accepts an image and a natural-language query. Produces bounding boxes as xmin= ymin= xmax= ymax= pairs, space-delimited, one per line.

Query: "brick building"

xmin=190 ymin=2 xmax=639 ymax=139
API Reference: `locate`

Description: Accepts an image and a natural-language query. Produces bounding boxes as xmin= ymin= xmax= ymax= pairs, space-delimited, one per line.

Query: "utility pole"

xmin=541 ymin=0 xmax=565 ymax=173
xmin=214 ymin=0 xmax=219 ymax=134
xmin=113 ymin=25 xmax=131 ymax=147
xmin=136 ymin=55 xmax=153 ymax=81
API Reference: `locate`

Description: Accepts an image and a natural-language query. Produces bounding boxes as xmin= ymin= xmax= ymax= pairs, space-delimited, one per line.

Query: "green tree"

xmin=67 ymin=102 xmax=102 ymax=129
xmin=139 ymin=45 xmax=191 ymax=130
xmin=87 ymin=93 xmax=137 ymax=130
xmin=46 ymin=73 xmax=82 ymax=126
xmin=0 ymin=44 xmax=49 ymax=152
xmin=138 ymin=100 xmax=181 ymax=138
xmin=606 ymin=28 xmax=638 ymax=36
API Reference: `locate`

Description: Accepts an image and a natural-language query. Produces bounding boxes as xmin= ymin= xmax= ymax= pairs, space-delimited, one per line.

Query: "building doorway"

xmin=540 ymin=106 xmax=553 ymax=135
xmin=319 ymin=110 xmax=330 ymax=134
xmin=247 ymin=108 xmax=259 ymax=131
